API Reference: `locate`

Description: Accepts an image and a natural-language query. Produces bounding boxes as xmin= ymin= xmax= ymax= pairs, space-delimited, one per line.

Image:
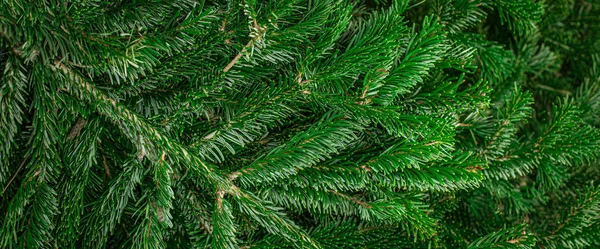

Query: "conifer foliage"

xmin=1 ymin=0 xmax=600 ymax=248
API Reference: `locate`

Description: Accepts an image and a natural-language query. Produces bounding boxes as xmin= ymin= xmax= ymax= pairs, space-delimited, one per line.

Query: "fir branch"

xmin=56 ymin=118 xmax=101 ymax=247
xmin=373 ymin=15 xmax=447 ymax=105
xmin=486 ymin=0 xmax=543 ymax=35
xmin=467 ymin=224 xmax=535 ymax=248
xmin=480 ymin=85 xmax=534 ymax=161
xmin=1 ymin=66 xmax=61 ymax=248
xmin=273 ymin=152 xmax=484 ymax=193
xmin=174 ymin=187 xmax=214 ymax=245
xmin=233 ymin=189 xmax=320 ymax=248
xmin=51 ymin=61 xmax=230 ymax=189
xmin=0 ymin=55 xmax=27 ymax=184
xmin=223 ymin=19 xmax=266 ymax=72
xmin=1 ymin=156 xmax=28 ymax=195
xmin=545 ymin=185 xmax=600 ymax=245
xmin=66 ymin=116 xmax=88 ymax=141
xmin=130 ymin=152 xmax=174 ymax=249
xmin=82 ymin=159 xmax=145 ymax=249
xmin=212 ymin=191 xmax=237 ymax=249
xmin=364 ymin=129 xmax=455 ymax=174
xmin=189 ymin=85 xmax=299 ymax=163
xmin=232 ymin=115 xmax=360 ymax=187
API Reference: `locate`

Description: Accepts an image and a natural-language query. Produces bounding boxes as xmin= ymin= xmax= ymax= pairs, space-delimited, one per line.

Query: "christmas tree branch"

xmin=51 ymin=60 xmax=230 ymax=188
xmin=223 ymin=20 xmax=266 ymax=72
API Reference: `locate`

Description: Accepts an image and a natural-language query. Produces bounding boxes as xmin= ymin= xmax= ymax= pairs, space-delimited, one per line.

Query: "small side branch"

xmin=223 ymin=40 xmax=252 ymax=73
xmin=329 ymin=190 xmax=371 ymax=208
xmin=2 ymin=157 xmax=29 ymax=195
xmin=223 ymin=20 xmax=266 ymax=73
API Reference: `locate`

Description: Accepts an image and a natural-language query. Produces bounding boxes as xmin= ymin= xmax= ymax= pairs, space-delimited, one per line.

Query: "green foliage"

xmin=467 ymin=224 xmax=536 ymax=249
xmin=1 ymin=0 xmax=599 ymax=248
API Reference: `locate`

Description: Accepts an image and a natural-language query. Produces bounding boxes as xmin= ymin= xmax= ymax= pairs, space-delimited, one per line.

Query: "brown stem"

xmin=329 ymin=190 xmax=371 ymax=208
xmin=102 ymin=154 xmax=112 ymax=179
xmin=222 ymin=20 xmax=265 ymax=72
xmin=223 ymin=50 xmax=246 ymax=73
xmin=2 ymin=156 xmax=29 ymax=195
xmin=67 ymin=117 xmax=88 ymax=141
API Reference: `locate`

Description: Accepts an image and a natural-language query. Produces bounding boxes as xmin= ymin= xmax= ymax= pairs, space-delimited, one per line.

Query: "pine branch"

xmin=212 ymin=191 xmax=237 ymax=249
xmin=82 ymin=159 xmax=144 ymax=249
xmin=56 ymin=118 xmax=101 ymax=247
xmin=545 ymin=185 xmax=600 ymax=246
xmin=467 ymin=224 xmax=535 ymax=249
xmin=233 ymin=189 xmax=320 ymax=248
xmin=1 ymin=66 xmax=61 ymax=248
xmin=51 ymin=61 xmax=230 ymax=189
xmin=487 ymin=0 xmax=543 ymax=35
xmin=130 ymin=152 xmax=174 ymax=249
xmin=0 ymin=55 xmax=27 ymax=184
xmin=480 ymin=85 xmax=533 ymax=161
xmin=232 ymin=115 xmax=360 ymax=187
xmin=372 ymin=15 xmax=447 ymax=105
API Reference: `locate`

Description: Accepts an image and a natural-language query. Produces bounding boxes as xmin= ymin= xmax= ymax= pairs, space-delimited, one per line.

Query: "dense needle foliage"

xmin=1 ymin=0 xmax=600 ymax=248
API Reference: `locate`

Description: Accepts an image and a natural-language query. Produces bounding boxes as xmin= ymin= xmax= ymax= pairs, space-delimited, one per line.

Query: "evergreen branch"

xmin=102 ymin=153 xmax=112 ymax=179
xmin=261 ymin=185 xmax=437 ymax=239
xmin=305 ymin=94 xmax=432 ymax=139
xmin=373 ymin=15 xmax=447 ymax=105
xmin=51 ymin=61 xmax=230 ymax=189
xmin=223 ymin=19 xmax=266 ymax=72
xmin=451 ymin=33 xmax=514 ymax=85
xmin=365 ymin=128 xmax=454 ymax=174
xmin=379 ymin=164 xmax=484 ymax=192
xmin=374 ymin=193 xmax=438 ymax=240
xmin=56 ymin=118 xmax=101 ymax=247
xmin=66 ymin=116 xmax=88 ymax=141
xmin=0 ymin=55 xmax=27 ymax=184
xmin=130 ymin=152 xmax=174 ymax=249
xmin=575 ymin=77 xmax=600 ymax=125
xmin=1 ymin=1 xmax=598 ymax=248
xmin=480 ymin=86 xmax=533 ymax=160
xmin=274 ymin=152 xmax=483 ymax=193
xmin=467 ymin=224 xmax=535 ymax=248
xmin=233 ymin=115 xmax=360 ymax=187
xmin=295 ymin=1 xmax=353 ymax=81
xmin=233 ymin=189 xmax=320 ymax=248
xmin=0 ymin=156 xmax=28 ymax=195
xmin=528 ymin=99 xmax=600 ymax=167
xmin=260 ymin=186 xmax=373 ymax=219
xmin=406 ymin=74 xmax=490 ymax=114
xmin=1 ymin=66 xmax=61 ymax=248
xmin=189 ymin=85 xmax=299 ymax=163
xmin=50 ymin=62 xmax=321 ymax=246
xmin=252 ymin=0 xmax=349 ymax=69
xmin=247 ymin=219 xmax=419 ymax=248
xmin=174 ymin=188 xmax=213 ymax=246
xmin=310 ymin=5 xmax=407 ymax=94
xmin=482 ymin=156 xmax=537 ymax=181
xmin=223 ymin=39 xmax=254 ymax=73
xmin=546 ymin=185 xmax=600 ymax=243
xmin=82 ymin=159 xmax=144 ymax=249
xmin=438 ymin=0 xmax=487 ymax=34
xmin=486 ymin=0 xmax=543 ymax=35
xmin=212 ymin=191 xmax=237 ymax=249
